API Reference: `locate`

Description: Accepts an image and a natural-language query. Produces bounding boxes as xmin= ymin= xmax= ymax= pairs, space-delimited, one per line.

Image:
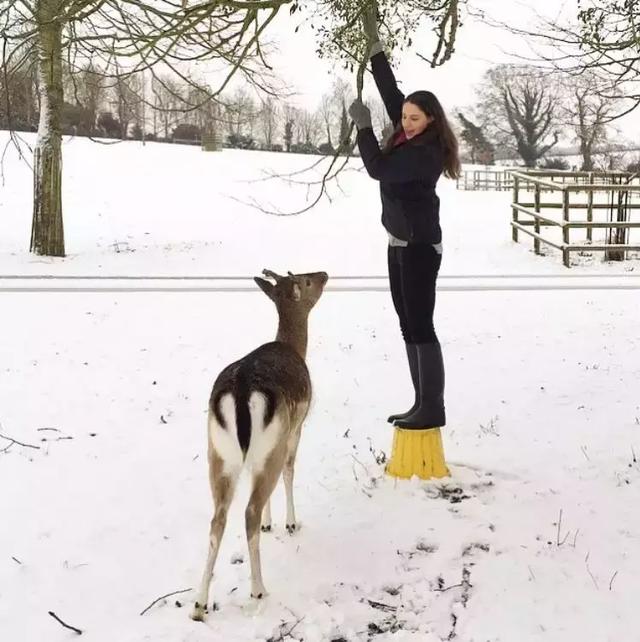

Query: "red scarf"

xmin=392 ymin=130 xmax=408 ymax=147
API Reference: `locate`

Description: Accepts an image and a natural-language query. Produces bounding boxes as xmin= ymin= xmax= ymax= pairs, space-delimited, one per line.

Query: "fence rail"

xmin=509 ymin=170 xmax=640 ymax=267
xmin=456 ymin=168 xmax=514 ymax=191
xmin=2 ymin=274 xmax=639 ymax=293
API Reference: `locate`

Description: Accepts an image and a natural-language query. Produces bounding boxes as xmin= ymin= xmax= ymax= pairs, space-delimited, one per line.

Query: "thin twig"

xmin=48 ymin=611 xmax=82 ymax=635
xmin=12 ymin=556 xmax=22 ymax=565
xmin=367 ymin=599 xmax=397 ymax=612
xmin=434 ymin=582 xmax=464 ymax=593
xmin=140 ymin=588 xmax=192 ymax=616
xmin=584 ymin=553 xmax=599 ymax=590
xmin=0 ymin=433 xmax=40 ymax=450
xmin=270 ymin=614 xmax=305 ymax=641
xmin=556 ymin=509 xmax=570 ymax=546
xmin=232 ymin=36 xmax=369 ymax=219
xmin=556 ymin=508 xmax=562 ymax=546
xmin=350 ymin=453 xmax=370 ymax=477
xmin=609 ymin=570 xmax=618 ymax=591
xmin=571 ymin=528 xmax=580 ymax=549
xmin=366 ymin=437 xmax=387 ymax=465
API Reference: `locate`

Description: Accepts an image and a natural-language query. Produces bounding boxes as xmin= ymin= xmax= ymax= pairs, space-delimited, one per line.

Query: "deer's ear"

xmin=291 ymin=282 xmax=301 ymax=301
xmin=254 ymin=277 xmax=275 ymax=299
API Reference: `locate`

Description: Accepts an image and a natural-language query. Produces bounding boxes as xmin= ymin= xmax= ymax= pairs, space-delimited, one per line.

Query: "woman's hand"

xmin=348 ymin=99 xmax=372 ymax=130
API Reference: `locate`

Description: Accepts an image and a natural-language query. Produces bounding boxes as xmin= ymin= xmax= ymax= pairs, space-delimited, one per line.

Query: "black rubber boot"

xmin=394 ymin=342 xmax=445 ymax=429
xmin=387 ymin=343 xmax=419 ymax=423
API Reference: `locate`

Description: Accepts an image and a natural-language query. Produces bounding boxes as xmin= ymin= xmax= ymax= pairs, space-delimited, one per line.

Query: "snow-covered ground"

xmin=1 ymin=134 xmax=639 ymax=642
xmin=2 ymin=133 xmax=637 ymax=276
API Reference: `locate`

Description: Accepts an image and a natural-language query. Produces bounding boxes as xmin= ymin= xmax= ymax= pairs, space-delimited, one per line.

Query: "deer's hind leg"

xmin=191 ymin=450 xmax=240 ymax=621
xmin=261 ymin=497 xmax=272 ymax=532
xmin=245 ymin=411 xmax=289 ymax=598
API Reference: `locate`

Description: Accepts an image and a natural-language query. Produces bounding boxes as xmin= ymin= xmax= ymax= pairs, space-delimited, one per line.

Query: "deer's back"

xmin=210 ymin=341 xmax=311 ymax=412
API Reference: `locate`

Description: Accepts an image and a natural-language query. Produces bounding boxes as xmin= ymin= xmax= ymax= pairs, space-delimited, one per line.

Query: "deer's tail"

xmin=211 ymin=371 xmax=277 ymax=458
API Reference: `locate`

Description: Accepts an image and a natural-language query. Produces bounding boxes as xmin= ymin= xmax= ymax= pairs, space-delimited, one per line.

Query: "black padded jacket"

xmin=356 ymin=51 xmax=444 ymax=244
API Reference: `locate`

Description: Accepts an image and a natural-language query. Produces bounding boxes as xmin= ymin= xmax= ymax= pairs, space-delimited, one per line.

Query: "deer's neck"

xmin=275 ymin=311 xmax=308 ymax=360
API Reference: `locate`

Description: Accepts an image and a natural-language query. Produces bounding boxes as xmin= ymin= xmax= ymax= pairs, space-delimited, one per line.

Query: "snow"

xmin=1 ymin=132 xmax=639 ymax=642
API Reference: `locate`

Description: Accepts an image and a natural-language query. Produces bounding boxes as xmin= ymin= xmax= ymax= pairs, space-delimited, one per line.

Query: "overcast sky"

xmin=193 ymin=0 xmax=639 ymax=141
xmin=269 ymin=0 xmax=577 ymax=110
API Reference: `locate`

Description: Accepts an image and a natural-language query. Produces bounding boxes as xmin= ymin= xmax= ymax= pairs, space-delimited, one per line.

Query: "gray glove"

xmin=348 ymin=99 xmax=372 ymax=130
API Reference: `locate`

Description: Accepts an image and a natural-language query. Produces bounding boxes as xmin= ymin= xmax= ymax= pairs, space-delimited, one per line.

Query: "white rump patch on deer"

xmin=245 ymin=392 xmax=285 ymax=474
xmin=209 ymin=394 xmax=243 ymax=473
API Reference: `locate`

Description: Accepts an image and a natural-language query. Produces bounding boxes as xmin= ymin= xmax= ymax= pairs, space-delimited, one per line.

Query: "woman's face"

xmin=402 ymin=102 xmax=433 ymax=139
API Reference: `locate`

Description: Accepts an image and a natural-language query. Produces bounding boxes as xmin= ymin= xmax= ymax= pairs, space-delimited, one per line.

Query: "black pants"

xmin=388 ymin=243 xmax=441 ymax=344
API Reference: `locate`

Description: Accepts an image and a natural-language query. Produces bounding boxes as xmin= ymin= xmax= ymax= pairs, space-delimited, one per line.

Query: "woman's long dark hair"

xmin=383 ymin=90 xmax=461 ymax=180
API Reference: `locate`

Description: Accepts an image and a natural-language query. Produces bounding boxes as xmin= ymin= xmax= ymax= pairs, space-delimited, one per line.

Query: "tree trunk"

xmin=580 ymin=140 xmax=594 ymax=171
xmin=31 ymin=0 xmax=65 ymax=257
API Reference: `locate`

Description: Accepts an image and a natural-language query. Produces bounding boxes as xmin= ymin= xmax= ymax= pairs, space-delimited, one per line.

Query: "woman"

xmin=348 ymin=10 xmax=461 ymax=430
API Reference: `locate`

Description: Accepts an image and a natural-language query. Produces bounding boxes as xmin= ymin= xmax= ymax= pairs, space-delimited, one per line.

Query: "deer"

xmin=190 ymin=268 xmax=329 ymax=621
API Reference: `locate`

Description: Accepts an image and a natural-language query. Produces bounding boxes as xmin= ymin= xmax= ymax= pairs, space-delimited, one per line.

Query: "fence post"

xmin=587 ymin=172 xmax=593 ymax=242
xmin=534 ymin=184 xmax=541 ymax=254
xmin=512 ymin=174 xmax=520 ymax=242
xmin=563 ymin=188 xmax=571 ymax=267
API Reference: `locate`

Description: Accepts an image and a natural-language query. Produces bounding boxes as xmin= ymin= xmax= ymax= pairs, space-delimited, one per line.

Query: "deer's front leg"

xmin=284 ymin=415 xmax=305 ymax=534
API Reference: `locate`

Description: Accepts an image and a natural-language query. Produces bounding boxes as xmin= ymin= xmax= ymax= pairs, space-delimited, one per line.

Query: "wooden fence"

xmin=457 ymin=167 xmax=514 ymax=191
xmin=510 ymin=170 xmax=640 ymax=267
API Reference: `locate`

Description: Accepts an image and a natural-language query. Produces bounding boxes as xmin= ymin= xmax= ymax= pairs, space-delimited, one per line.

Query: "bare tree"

xmin=151 ymin=75 xmax=184 ymax=139
xmin=315 ymin=78 xmax=353 ymax=153
xmin=112 ymin=72 xmax=143 ymax=140
xmin=298 ymin=108 xmax=322 ymax=146
xmin=569 ymin=3 xmax=640 ymax=118
xmin=225 ymin=86 xmax=257 ymax=138
xmin=1 ymin=0 xmax=464 ymax=247
xmin=477 ymin=65 xmax=560 ymax=167
xmin=1 ymin=0 xmax=294 ymax=256
xmin=476 ymin=2 xmax=638 ymax=122
xmin=457 ymin=112 xmax=494 ymax=165
xmin=558 ymin=73 xmax=619 ymax=171
xmin=318 ymin=93 xmax=336 ymax=150
xmin=258 ymin=96 xmax=279 ymax=147
xmin=75 ymin=65 xmax=105 ymax=135
xmin=282 ymin=102 xmax=301 ymax=145
xmin=177 ymin=79 xmax=224 ymax=146
xmin=30 ymin=0 xmax=66 ymax=255
xmin=0 ymin=53 xmax=37 ymax=131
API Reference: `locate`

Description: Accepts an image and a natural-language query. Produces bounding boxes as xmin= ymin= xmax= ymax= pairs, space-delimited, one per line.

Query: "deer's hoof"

xmin=286 ymin=523 xmax=297 ymax=535
xmin=261 ymin=524 xmax=272 ymax=533
xmin=190 ymin=603 xmax=207 ymax=622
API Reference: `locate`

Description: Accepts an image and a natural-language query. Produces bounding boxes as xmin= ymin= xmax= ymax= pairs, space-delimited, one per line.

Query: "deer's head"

xmin=254 ymin=269 xmax=329 ymax=312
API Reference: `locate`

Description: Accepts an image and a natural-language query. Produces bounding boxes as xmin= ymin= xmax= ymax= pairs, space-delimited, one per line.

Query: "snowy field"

xmin=1 ymin=133 xmax=639 ymax=642
xmin=1 ymin=133 xmax=637 ymax=276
